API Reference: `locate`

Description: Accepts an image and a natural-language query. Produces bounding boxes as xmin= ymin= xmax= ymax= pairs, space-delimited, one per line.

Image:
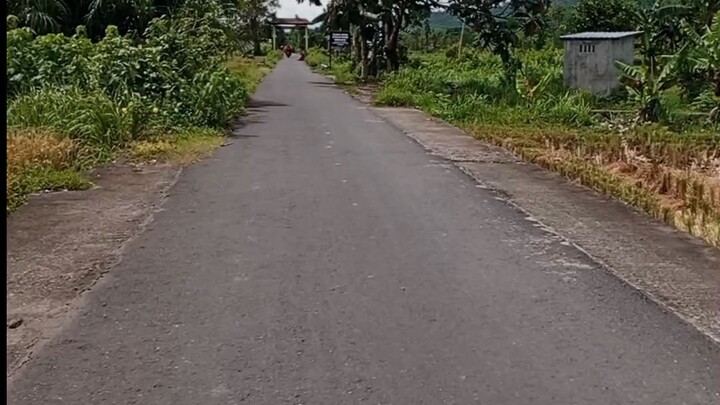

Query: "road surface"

xmin=9 ymin=58 xmax=719 ymax=404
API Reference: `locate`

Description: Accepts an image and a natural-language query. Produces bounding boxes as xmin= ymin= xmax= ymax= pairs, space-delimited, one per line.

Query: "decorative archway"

xmin=270 ymin=18 xmax=310 ymax=51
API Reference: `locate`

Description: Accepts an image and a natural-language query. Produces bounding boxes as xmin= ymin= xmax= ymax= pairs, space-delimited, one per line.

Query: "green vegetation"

xmin=7 ymin=128 xmax=92 ymax=212
xmin=6 ymin=0 xmax=281 ymax=213
xmin=572 ymin=0 xmax=639 ymax=32
xmin=305 ymin=48 xmax=356 ymax=84
xmin=371 ymin=4 xmax=720 ymax=245
xmin=226 ymin=51 xmax=283 ymax=94
xmin=130 ymin=127 xmax=227 ymax=165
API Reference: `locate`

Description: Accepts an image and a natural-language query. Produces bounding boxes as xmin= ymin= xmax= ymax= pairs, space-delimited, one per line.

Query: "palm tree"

xmin=8 ymin=0 xmax=70 ymax=34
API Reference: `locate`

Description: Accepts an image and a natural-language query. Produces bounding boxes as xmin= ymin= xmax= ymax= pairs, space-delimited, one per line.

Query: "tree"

xmin=446 ymin=0 xmax=550 ymax=81
xmin=301 ymin=0 xmax=434 ymax=71
xmin=376 ymin=1 xmax=432 ymax=71
xmin=544 ymin=4 xmax=576 ymax=43
xmin=316 ymin=0 xmax=375 ymax=77
xmin=85 ymin=0 xmax=155 ymax=38
xmin=237 ymin=0 xmax=279 ymax=55
xmin=7 ymin=0 xmax=71 ymax=35
xmin=6 ymin=0 xmax=190 ymax=38
xmin=572 ymin=0 xmax=639 ymax=32
xmin=634 ymin=1 xmax=693 ymax=65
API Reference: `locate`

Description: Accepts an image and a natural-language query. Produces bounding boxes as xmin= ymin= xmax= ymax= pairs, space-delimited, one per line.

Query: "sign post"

xmin=328 ymin=31 xmax=352 ymax=69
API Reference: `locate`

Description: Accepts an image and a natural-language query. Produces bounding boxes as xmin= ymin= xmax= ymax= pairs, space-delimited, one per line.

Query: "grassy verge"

xmin=6 ymin=53 xmax=279 ymax=214
xmin=304 ymin=48 xmax=356 ymax=84
xmin=226 ymin=50 xmax=282 ymax=94
xmin=7 ymin=128 xmax=93 ymax=212
xmin=130 ymin=128 xmax=226 ymax=165
xmin=126 ymin=54 xmax=281 ymax=165
xmin=463 ymin=123 xmax=719 ymax=246
xmin=375 ymin=51 xmax=720 ymax=246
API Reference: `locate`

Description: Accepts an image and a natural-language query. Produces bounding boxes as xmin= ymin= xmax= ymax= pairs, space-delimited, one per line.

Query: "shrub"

xmin=266 ymin=49 xmax=284 ymax=66
xmin=167 ymin=68 xmax=248 ymax=128
xmin=305 ymin=48 xmax=329 ymax=69
xmin=5 ymin=1 xmax=274 ymax=212
xmin=6 ymin=28 xmax=96 ymax=97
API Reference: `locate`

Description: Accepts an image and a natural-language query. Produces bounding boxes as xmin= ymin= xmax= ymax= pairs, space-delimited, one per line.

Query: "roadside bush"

xmin=266 ymin=49 xmax=284 ymax=66
xmin=7 ymin=87 xmax=135 ymax=153
xmin=305 ymin=48 xmax=328 ymax=68
xmin=6 ymin=9 xmax=249 ymax=132
xmin=5 ymin=1 xmax=269 ymax=213
xmin=7 ymin=28 xmax=96 ymax=97
xmin=303 ymin=48 xmax=356 ymax=83
xmin=168 ymin=68 xmax=248 ymax=128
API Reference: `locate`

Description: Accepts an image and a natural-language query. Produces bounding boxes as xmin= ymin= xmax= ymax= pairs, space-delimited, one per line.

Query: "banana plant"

xmin=680 ymin=13 xmax=720 ymax=121
xmin=515 ymin=67 xmax=552 ymax=103
xmin=615 ymin=56 xmax=677 ymax=123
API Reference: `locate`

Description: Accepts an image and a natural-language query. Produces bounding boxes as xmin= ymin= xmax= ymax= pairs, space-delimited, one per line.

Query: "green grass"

xmin=7 ymin=87 xmax=135 ymax=156
xmin=305 ymin=48 xmax=356 ymax=84
xmin=7 ymin=167 xmax=92 ymax=214
xmin=225 ymin=53 xmax=281 ymax=95
xmin=130 ymin=127 xmax=225 ymax=165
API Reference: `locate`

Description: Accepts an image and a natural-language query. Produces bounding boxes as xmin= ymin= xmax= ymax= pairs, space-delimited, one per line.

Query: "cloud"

xmin=277 ymin=0 xmax=324 ymax=20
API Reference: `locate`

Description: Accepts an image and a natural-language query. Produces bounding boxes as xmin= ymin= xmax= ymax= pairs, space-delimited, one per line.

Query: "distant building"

xmin=561 ymin=31 xmax=642 ymax=97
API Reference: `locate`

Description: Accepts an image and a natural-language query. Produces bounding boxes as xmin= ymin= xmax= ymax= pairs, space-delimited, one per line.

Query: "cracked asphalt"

xmin=8 ymin=57 xmax=720 ymax=404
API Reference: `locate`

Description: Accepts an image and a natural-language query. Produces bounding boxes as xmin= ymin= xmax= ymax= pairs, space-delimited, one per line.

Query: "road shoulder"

xmin=369 ymin=105 xmax=720 ymax=343
xmin=6 ymin=163 xmax=179 ymax=375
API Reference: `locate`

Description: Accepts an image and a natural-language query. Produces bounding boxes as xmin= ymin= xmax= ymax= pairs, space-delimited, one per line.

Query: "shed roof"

xmin=560 ymin=31 xmax=642 ymax=40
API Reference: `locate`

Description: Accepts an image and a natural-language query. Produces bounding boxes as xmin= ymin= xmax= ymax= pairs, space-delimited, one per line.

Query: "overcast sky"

xmin=277 ymin=0 xmax=324 ymax=20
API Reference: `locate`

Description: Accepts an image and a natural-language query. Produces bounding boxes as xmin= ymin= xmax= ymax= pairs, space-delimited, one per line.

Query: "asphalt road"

xmin=9 ymin=58 xmax=719 ymax=404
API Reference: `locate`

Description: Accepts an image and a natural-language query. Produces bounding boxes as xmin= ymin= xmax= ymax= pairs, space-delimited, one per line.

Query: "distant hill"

xmin=428 ymin=12 xmax=462 ymax=29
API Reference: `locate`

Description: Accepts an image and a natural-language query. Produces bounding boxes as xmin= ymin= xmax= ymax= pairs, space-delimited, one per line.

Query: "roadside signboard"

xmin=327 ymin=31 xmax=352 ymax=68
xmin=329 ymin=31 xmax=351 ymax=50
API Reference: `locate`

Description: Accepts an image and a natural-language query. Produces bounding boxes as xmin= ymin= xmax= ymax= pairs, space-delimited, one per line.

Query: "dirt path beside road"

xmin=7 ymin=163 xmax=179 ymax=374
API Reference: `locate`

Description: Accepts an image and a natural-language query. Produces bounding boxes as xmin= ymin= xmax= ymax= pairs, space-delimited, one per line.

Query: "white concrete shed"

xmin=561 ymin=31 xmax=642 ymax=96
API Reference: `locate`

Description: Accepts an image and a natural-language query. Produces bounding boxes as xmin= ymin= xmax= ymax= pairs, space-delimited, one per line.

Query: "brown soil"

xmin=6 ymin=162 xmax=179 ymax=375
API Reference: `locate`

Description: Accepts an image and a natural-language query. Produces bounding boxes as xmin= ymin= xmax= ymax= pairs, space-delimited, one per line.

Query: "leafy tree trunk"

xmin=351 ymin=25 xmax=361 ymax=71
xmin=250 ymin=17 xmax=261 ymax=55
xmin=383 ymin=11 xmax=402 ymax=71
xmin=360 ymin=28 xmax=370 ymax=80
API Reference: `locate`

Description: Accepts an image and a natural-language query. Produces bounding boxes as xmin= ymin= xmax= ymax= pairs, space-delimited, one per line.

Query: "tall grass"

xmin=304 ymin=48 xmax=356 ymax=84
xmin=8 ymin=88 xmax=136 ymax=153
xmin=377 ymin=49 xmax=595 ymax=127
